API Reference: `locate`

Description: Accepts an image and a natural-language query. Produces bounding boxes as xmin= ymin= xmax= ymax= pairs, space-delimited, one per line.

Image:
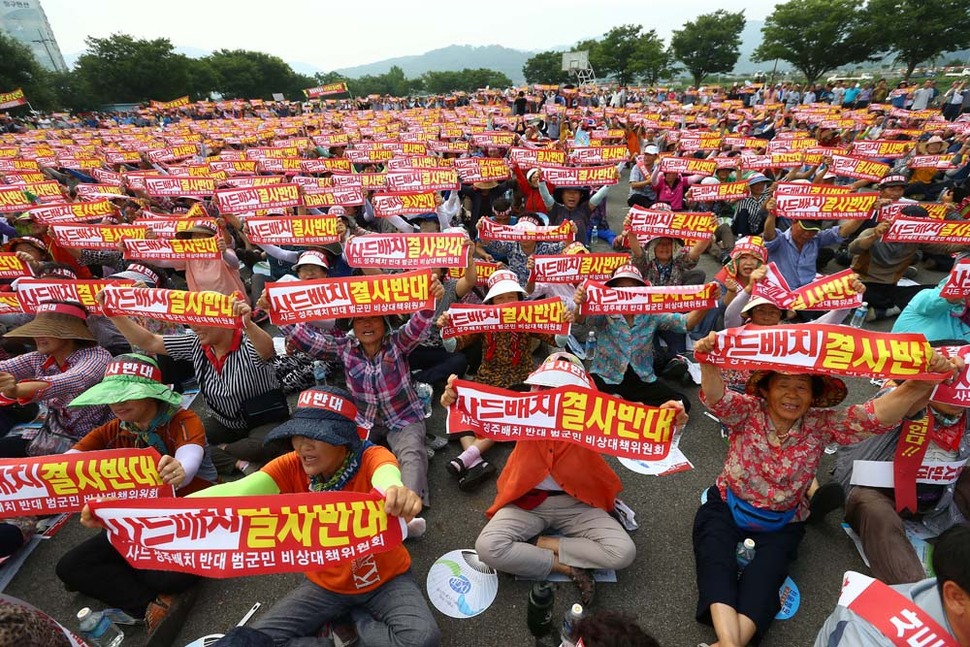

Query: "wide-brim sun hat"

xmin=174 ymin=224 xmax=217 ymax=239
xmin=3 ymin=237 xmax=46 ymax=255
xmin=293 ymin=250 xmax=330 ymax=271
xmin=740 ymin=296 xmax=795 ymax=320
xmin=70 ymin=353 xmax=182 ymax=408
xmin=4 ymin=302 xmax=95 ymax=341
xmin=523 ymin=352 xmax=594 ymax=389
xmin=109 ymin=263 xmax=161 ymax=287
xmin=745 ymin=370 xmax=847 ymax=408
xmin=605 ymin=263 xmax=648 ymax=287
xmin=483 ymin=269 xmax=526 ymax=303
xmin=747 ymin=173 xmax=770 ymax=186
xmin=730 ymin=236 xmax=768 ymax=264
xmin=264 ymin=386 xmax=362 ymax=450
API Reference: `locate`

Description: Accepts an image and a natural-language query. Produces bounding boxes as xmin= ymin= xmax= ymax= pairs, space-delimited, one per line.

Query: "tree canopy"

xmin=752 ymin=0 xmax=878 ymax=84
xmin=865 ymin=0 xmax=970 ymax=81
xmin=522 ymin=51 xmax=573 ymax=85
xmin=670 ymin=10 xmax=746 ymax=87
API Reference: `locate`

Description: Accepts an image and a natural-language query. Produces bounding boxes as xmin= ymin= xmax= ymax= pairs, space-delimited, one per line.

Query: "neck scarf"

xmin=308 ymin=440 xmax=373 ymax=492
xmin=121 ymin=404 xmax=175 ymax=456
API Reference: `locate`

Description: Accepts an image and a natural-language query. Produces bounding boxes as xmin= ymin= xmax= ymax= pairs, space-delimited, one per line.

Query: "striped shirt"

xmin=0 ymin=347 xmax=113 ymax=441
xmin=163 ymin=331 xmax=281 ymax=430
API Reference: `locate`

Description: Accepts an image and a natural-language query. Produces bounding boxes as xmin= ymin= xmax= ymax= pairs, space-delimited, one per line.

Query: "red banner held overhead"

xmin=580 ymin=281 xmax=718 ymax=316
xmin=441 ymin=298 xmax=568 ymax=339
xmin=345 ymin=233 xmax=467 ymax=269
xmin=100 ymin=287 xmax=241 ymax=329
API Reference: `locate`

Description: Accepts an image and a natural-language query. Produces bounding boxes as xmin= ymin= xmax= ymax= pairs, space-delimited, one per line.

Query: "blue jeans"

xmin=252 ymin=571 xmax=440 ymax=647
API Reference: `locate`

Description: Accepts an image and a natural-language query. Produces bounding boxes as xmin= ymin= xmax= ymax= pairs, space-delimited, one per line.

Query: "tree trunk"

xmin=693 ymin=71 xmax=704 ymax=88
xmin=903 ymin=61 xmax=917 ymax=83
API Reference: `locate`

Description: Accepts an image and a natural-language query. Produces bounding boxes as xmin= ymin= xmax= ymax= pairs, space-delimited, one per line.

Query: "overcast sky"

xmin=42 ymin=0 xmax=778 ymax=71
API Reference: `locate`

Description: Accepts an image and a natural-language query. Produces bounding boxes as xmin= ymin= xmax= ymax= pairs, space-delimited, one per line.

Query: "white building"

xmin=0 ymin=0 xmax=67 ymax=72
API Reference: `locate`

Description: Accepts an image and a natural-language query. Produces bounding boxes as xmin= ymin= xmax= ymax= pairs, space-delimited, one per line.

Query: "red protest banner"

xmin=0 ymin=185 xmax=31 ymax=213
xmin=441 ymin=298 xmax=567 ymax=339
xmin=775 ymin=192 xmax=879 ymax=220
xmin=452 ymin=158 xmax=512 ymax=183
xmin=133 ymin=217 xmax=219 ymax=239
xmin=627 ymin=207 xmax=716 ymax=241
xmin=265 ymin=270 xmax=434 ymax=324
xmin=687 ymin=181 xmax=750 ymax=203
xmin=772 ymin=182 xmax=853 ymax=196
xmin=332 ymin=172 xmax=387 ymax=190
xmin=447 ymin=261 xmax=500 ymax=287
xmin=940 ymin=259 xmax=970 ymax=298
xmin=579 ymin=281 xmax=718 ymax=316
xmin=508 ymin=147 xmax=567 ymax=167
xmin=658 ymin=157 xmax=717 ymax=176
xmin=214 ymin=183 xmax=302 ymax=215
xmin=145 ymin=144 xmax=201 ymax=164
xmin=385 ymin=156 xmax=454 ymax=172
xmin=530 ymin=253 xmax=629 ymax=283
xmin=299 ymin=158 xmax=353 ymax=174
xmin=695 ymin=324 xmax=937 ymax=380
xmin=754 ymin=264 xmax=863 ymax=311
xmin=16 ymin=278 xmax=133 ymax=315
xmin=0 ymin=448 xmax=172 ymax=518
xmin=51 ymin=224 xmax=148 ymax=250
xmin=851 ymin=140 xmax=914 ymax=159
xmin=0 ymin=88 xmax=28 ymax=111
xmin=568 ymin=146 xmax=629 ymax=165
xmin=830 ymin=154 xmax=890 ymax=182
xmin=447 ymin=380 xmax=677 ymax=461
xmin=345 ymin=233 xmax=467 ymax=269
xmin=0 ymin=293 xmax=21 ymax=315
xmin=0 ymin=253 xmax=31 ymax=279
xmin=149 ymin=96 xmax=190 ymax=110
xmin=477 ymin=218 xmax=574 ymax=242
xmin=884 ymin=217 xmax=970 ymax=244
xmin=304 ymin=82 xmax=349 ymax=98
xmin=90 ymin=489 xmax=405 ymax=578
xmin=301 ymin=185 xmax=365 ymax=208
xmin=246 ymin=216 xmax=341 ymax=246
xmin=220 ymin=175 xmax=288 ymax=189
xmin=101 ymin=287 xmax=240 ymax=329
xmin=908 ymin=155 xmax=956 ymax=170
xmin=468 ymin=131 xmax=516 ymax=148
xmin=208 ymin=160 xmax=260 ymax=176
xmin=540 ymin=165 xmax=618 ymax=187
xmin=371 ymin=192 xmax=438 ymax=217
xmin=75 ymin=184 xmax=126 ymax=200
xmin=384 ymin=170 xmax=460 ymax=193
xmin=123 ymin=237 xmax=222 ymax=261
xmin=345 ymin=149 xmax=395 ymax=165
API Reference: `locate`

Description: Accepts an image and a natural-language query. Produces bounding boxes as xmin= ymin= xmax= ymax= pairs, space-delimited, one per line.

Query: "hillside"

xmin=333 ymin=44 xmax=533 ymax=84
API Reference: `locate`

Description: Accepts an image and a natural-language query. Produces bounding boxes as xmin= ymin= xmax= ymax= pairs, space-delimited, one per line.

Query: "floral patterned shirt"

xmin=703 ymin=389 xmax=895 ymax=522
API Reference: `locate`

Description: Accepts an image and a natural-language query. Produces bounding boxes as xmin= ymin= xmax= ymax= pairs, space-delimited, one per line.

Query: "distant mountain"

xmin=333 ymin=44 xmax=534 ymax=84
xmin=731 ymin=20 xmax=790 ymax=74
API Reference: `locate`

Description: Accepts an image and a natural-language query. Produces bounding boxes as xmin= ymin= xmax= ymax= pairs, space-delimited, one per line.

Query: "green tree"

xmin=0 ymin=32 xmax=58 ymax=109
xmin=74 ymin=33 xmax=198 ymax=105
xmin=671 ymin=10 xmax=746 ymax=87
xmin=205 ymin=49 xmax=306 ymax=100
xmin=752 ymin=0 xmax=879 ymax=85
xmin=632 ymin=37 xmax=676 ymax=85
xmin=522 ymin=51 xmax=572 ymax=85
xmin=865 ymin=0 xmax=970 ymax=81
xmin=587 ymin=25 xmax=672 ymax=85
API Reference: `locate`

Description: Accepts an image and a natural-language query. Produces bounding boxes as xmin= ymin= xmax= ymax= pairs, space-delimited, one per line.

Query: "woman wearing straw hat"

xmin=690 ymin=332 xmax=958 ymax=647
xmin=56 ymin=353 xmax=215 ymax=643
xmin=0 ymin=301 xmax=112 ymax=457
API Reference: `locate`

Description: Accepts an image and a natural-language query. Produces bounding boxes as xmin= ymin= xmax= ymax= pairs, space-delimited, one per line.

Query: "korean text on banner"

xmin=447 ymin=380 xmax=677 ymax=461
xmin=0 ymin=448 xmax=172 ymax=518
xmin=441 ymin=298 xmax=568 ymax=339
xmin=90 ymin=489 xmax=405 ymax=578
xmin=100 ymin=287 xmax=241 ymax=329
xmin=580 ymin=281 xmax=718 ymax=316
xmin=345 ymin=233 xmax=467 ymax=269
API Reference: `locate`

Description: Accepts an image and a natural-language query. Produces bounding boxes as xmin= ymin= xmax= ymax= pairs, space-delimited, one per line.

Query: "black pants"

xmin=409 ymin=345 xmax=468 ymax=386
xmin=56 ymin=531 xmax=198 ymax=617
xmin=862 ymin=281 xmax=932 ymax=311
xmin=693 ymin=487 xmax=805 ymax=638
xmin=206 ymin=419 xmax=286 ymax=475
xmin=627 ymin=195 xmax=654 ymax=209
xmin=0 ymin=402 xmax=39 ymax=439
xmin=0 ymin=436 xmax=29 ymax=458
xmin=592 ymin=365 xmax=691 ymax=413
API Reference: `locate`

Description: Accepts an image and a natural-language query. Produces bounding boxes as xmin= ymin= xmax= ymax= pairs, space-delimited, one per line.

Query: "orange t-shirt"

xmin=72 ymin=408 xmax=214 ymax=495
xmin=261 ymin=446 xmax=411 ymax=595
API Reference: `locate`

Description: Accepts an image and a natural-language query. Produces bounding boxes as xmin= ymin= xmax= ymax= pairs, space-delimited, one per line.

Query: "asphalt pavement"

xmin=5 ymin=173 xmax=948 ymax=647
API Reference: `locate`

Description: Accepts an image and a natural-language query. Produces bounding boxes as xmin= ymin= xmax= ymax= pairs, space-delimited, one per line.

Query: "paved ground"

xmin=5 ymin=173 xmax=947 ymax=646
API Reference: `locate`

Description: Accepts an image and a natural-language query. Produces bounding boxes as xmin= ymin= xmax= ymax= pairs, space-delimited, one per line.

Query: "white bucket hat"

xmin=524 ymin=353 xmax=593 ymax=389
xmin=605 ymin=263 xmax=648 ymax=287
xmin=484 ymin=269 xmax=526 ymax=303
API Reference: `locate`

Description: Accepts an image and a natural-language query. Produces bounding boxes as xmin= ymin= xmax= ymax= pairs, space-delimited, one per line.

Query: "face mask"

xmin=931 ymin=408 xmax=963 ymax=428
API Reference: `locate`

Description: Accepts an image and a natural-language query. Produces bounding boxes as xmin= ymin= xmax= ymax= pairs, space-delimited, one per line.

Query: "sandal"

xmin=458 ymin=461 xmax=496 ymax=492
xmin=446 ymin=457 xmax=467 ymax=479
xmin=568 ymin=567 xmax=596 ymax=606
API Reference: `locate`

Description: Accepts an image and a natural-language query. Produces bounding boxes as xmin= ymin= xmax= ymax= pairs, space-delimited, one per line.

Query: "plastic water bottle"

xmin=736 ymin=538 xmax=756 ymax=575
xmin=526 ymin=581 xmax=556 ymax=644
xmin=584 ymin=331 xmax=596 ymax=362
xmin=590 ymin=225 xmax=599 ymax=245
xmin=849 ymin=301 xmax=868 ymax=328
xmin=415 ymin=382 xmax=434 ymax=419
xmin=77 ymin=608 xmax=124 ymax=647
xmin=312 ymin=361 xmax=328 ymax=386
xmin=560 ymin=603 xmax=586 ymax=647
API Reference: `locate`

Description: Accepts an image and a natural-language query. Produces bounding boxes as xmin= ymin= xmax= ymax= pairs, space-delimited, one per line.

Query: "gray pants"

xmin=252 ymin=572 xmax=440 ymax=647
xmin=368 ymin=422 xmax=429 ymax=506
xmin=475 ymin=495 xmax=636 ymax=579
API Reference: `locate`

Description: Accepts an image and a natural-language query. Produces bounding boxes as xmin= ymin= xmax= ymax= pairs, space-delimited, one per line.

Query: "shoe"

xmin=885 ymin=305 xmax=901 ymax=318
xmin=458 ymin=461 xmax=496 ymax=492
xmin=568 ymin=567 xmax=596 ymax=606
xmin=145 ymin=589 xmax=197 ymax=647
xmin=661 ymin=356 xmax=689 ymax=383
xmin=924 ymin=257 xmax=938 ymax=271
xmin=808 ymin=482 xmax=845 ymax=525
xmin=446 ymin=457 xmax=467 ymax=479
xmin=904 ymin=265 xmax=918 ymax=280
xmin=425 ymin=446 xmax=435 ymax=460
xmin=425 ymin=433 xmax=448 ymax=451
xmin=864 ymin=306 xmax=877 ymax=323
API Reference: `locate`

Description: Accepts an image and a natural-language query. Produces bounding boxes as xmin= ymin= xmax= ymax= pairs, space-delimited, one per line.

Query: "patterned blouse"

xmin=452 ymin=331 xmax=556 ymax=389
xmin=703 ymin=389 xmax=895 ymax=522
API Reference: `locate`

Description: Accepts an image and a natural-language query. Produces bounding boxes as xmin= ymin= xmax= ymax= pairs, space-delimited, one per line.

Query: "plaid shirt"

xmin=0 ymin=347 xmax=113 ymax=441
xmin=280 ymin=309 xmax=433 ymax=431
xmin=586 ymin=312 xmax=687 ymax=384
